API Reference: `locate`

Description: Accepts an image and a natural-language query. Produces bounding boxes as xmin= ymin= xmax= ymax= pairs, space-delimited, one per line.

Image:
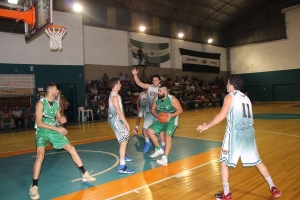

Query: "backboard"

xmin=24 ymin=0 xmax=52 ymax=42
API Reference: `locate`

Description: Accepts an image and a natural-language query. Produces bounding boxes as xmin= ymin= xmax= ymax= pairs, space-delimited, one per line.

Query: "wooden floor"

xmin=0 ymin=102 xmax=299 ymax=200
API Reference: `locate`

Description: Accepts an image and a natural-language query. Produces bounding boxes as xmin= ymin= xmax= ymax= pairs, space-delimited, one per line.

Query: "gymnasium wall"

xmin=83 ymin=26 xmax=227 ymax=77
xmin=230 ymin=6 xmax=300 ymax=101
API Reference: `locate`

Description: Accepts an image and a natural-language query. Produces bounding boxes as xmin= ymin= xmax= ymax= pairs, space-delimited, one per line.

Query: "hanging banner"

xmin=180 ymin=48 xmax=220 ymax=74
xmin=130 ymin=39 xmax=170 ymax=64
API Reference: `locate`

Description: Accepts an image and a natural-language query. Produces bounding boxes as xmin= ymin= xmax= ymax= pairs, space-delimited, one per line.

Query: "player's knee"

xmin=36 ymin=153 xmax=45 ymax=163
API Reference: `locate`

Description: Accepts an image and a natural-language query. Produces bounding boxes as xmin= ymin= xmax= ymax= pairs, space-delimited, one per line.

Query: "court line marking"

xmin=106 ymin=160 xmax=214 ymax=200
xmin=31 ymin=150 xmax=119 ymax=182
xmin=176 ymin=135 xmax=222 ymax=142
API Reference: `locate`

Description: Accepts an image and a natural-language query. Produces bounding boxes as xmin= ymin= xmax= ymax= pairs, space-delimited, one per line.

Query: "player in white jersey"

xmin=132 ymin=68 xmax=165 ymax=152
xmin=108 ymin=77 xmax=134 ymax=173
xmin=196 ymin=75 xmax=281 ymax=200
xmin=133 ymin=89 xmax=148 ymax=135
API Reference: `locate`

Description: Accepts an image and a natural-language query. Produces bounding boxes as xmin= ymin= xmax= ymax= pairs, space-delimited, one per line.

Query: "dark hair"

xmin=159 ymin=84 xmax=168 ymax=90
xmin=228 ymin=75 xmax=244 ymax=90
xmin=109 ymin=77 xmax=120 ymax=89
xmin=44 ymin=82 xmax=56 ymax=93
xmin=152 ymin=74 xmax=161 ymax=80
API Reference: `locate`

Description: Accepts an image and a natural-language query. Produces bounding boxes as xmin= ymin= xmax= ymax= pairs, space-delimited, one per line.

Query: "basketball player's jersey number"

xmin=242 ymin=103 xmax=251 ymax=118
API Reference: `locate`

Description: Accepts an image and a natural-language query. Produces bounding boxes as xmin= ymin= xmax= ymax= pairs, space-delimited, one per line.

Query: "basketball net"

xmin=45 ymin=25 xmax=67 ymax=51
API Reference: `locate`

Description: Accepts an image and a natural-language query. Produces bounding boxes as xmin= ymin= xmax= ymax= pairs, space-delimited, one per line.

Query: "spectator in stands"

xmin=102 ymin=73 xmax=109 ymax=86
xmin=63 ymin=99 xmax=70 ymax=120
xmin=123 ymin=95 xmax=133 ymax=114
xmin=97 ymin=100 xmax=107 ymax=120
xmin=12 ymin=105 xmax=24 ymax=129
xmin=140 ymin=72 xmax=148 ymax=83
xmin=119 ymin=72 xmax=125 ymax=81
xmin=89 ymin=84 xmax=99 ymax=102
xmin=24 ymin=105 xmax=35 ymax=128
xmin=0 ymin=105 xmax=14 ymax=130
xmin=124 ymin=74 xmax=131 ymax=83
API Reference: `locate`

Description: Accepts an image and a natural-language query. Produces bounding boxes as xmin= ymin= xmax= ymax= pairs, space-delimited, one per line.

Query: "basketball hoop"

xmin=45 ymin=25 xmax=67 ymax=51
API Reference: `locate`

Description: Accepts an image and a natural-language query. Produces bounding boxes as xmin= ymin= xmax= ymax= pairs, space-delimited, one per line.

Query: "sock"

xmin=155 ymin=146 xmax=161 ymax=150
xmin=135 ymin=126 xmax=138 ymax=129
xmin=79 ymin=165 xmax=86 ymax=174
xmin=119 ymin=158 xmax=126 ymax=166
xmin=223 ymin=182 xmax=230 ymax=195
xmin=265 ymin=176 xmax=275 ymax=189
xmin=163 ymin=154 xmax=168 ymax=158
xmin=32 ymin=179 xmax=39 ymax=187
xmin=145 ymin=137 xmax=150 ymax=143
xmin=161 ymin=142 xmax=165 ymax=146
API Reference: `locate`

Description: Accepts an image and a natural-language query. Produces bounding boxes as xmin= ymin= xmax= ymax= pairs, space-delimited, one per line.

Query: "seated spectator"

xmin=63 ymin=98 xmax=70 ymax=119
xmin=97 ymin=100 xmax=107 ymax=120
xmin=89 ymin=84 xmax=99 ymax=102
xmin=0 ymin=105 xmax=14 ymax=130
xmin=24 ymin=105 xmax=35 ymax=128
xmin=12 ymin=106 xmax=24 ymax=128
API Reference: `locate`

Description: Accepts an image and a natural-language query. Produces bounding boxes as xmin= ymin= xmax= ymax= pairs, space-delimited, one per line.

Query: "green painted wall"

xmin=0 ymin=63 xmax=85 ymax=120
xmin=239 ymin=69 xmax=300 ymax=101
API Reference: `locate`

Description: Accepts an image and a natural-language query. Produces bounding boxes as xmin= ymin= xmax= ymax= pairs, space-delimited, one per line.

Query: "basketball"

xmin=157 ymin=112 xmax=169 ymax=124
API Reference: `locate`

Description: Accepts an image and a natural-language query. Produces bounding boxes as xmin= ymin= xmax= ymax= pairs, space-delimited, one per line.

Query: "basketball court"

xmin=0 ymin=1 xmax=300 ymax=200
xmin=1 ymin=103 xmax=300 ymax=200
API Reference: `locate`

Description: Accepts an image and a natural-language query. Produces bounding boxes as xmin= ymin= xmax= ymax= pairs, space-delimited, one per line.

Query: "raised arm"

xmin=111 ymin=96 xmax=130 ymax=131
xmin=131 ymin=68 xmax=150 ymax=89
xmin=196 ymin=94 xmax=232 ymax=132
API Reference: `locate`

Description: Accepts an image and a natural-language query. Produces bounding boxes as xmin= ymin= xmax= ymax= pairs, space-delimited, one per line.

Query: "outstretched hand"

xmin=196 ymin=123 xmax=208 ymax=133
xmin=131 ymin=68 xmax=138 ymax=75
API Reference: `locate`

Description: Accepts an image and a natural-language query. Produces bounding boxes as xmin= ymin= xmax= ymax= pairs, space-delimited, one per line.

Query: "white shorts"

xmin=108 ymin=116 xmax=130 ymax=143
xmin=138 ymin=108 xmax=147 ymax=118
xmin=220 ymin=127 xmax=261 ymax=168
xmin=142 ymin=112 xmax=156 ymax=130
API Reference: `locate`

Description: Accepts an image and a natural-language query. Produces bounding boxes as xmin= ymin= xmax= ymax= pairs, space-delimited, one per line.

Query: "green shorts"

xmin=149 ymin=116 xmax=178 ymax=137
xmin=36 ymin=128 xmax=69 ymax=149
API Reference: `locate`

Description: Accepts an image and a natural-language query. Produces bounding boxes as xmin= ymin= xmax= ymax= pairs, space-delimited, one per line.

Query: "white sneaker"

xmin=82 ymin=171 xmax=96 ymax=182
xmin=150 ymin=148 xmax=164 ymax=158
xmin=29 ymin=185 xmax=40 ymax=200
xmin=157 ymin=155 xmax=168 ymax=166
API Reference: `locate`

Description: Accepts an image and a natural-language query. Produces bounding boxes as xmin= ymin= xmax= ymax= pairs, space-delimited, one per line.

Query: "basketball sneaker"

xmin=270 ymin=186 xmax=281 ymax=198
xmin=29 ymin=185 xmax=40 ymax=200
xmin=118 ymin=155 xmax=133 ymax=162
xmin=150 ymin=148 xmax=164 ymax=158
xmin=215 ymin=192 xmax=232 ymax=200
xmin=157 ymin=155 xmax=168 ymax=166
xmin=117 ymin=165 xmax=135 ymax=174
xmin=143 ymin=141 xmax=152 ymax=152
xmin=82 ymin=171 xmax=96 ymax=182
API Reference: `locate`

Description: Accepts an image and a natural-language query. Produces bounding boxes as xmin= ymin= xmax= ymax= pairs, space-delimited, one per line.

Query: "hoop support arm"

xmin=0 ymin=6 xmax=35 ymax=29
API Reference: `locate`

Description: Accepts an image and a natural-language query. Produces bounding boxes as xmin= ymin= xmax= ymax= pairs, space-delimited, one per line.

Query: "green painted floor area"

xmin=0 ymin=136 xmax=221 ymax=200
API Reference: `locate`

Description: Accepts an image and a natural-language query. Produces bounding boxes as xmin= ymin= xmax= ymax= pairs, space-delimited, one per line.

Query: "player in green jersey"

xmin=29 ymin=82 xmax=95 ymax=200
xmin=146 ymin=85 xmax=183 ymax=166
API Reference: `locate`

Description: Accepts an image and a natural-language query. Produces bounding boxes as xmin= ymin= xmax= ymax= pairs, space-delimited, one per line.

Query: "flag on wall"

xmin=130 ymin=39 xmax=170 ymax=64
xmin=179 ymin=48 xmax=220 ymax=74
